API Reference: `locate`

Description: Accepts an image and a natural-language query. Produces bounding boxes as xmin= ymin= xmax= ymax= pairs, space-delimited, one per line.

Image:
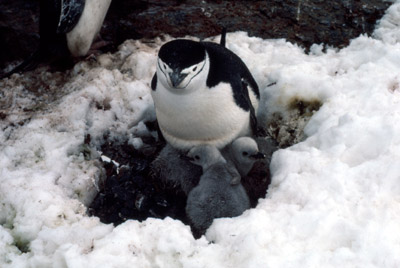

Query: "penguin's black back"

xmin=37 ymin=0 xmax=74 ymax=64
xmin=202 ymin=41 xmax=260 ymax=112
xmin=41 ymin=0 xmax=85 ymax=38
xmin=56 ymin=0 xmax=86 ymax=34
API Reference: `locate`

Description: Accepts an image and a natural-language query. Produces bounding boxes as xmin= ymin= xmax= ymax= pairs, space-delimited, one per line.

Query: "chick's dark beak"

xmin=250 ymin=152 xmax=266 ymax=160
xmin=169 ymin=70 xmax=188 ymax=88
xmin=180 ymin=153 xmax=193 ymax=162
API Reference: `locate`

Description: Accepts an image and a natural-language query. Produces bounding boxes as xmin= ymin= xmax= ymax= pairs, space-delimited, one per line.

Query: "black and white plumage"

xmin=151 ymin=36 xmax=260 ymax=150
xmin=64 ymin=0 xmax=112 ymax=57
xmin=185 ymin=145 xmax=250 ymax=237
xmin=2 ymin=0 xmax=111 ymax=78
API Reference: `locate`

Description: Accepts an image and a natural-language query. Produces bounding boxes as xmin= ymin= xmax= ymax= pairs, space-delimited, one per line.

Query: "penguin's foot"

xmin=91 ymin=39 xmax=111 ymax=51
xmin=87 ymin=34 xmax=113 ymax=55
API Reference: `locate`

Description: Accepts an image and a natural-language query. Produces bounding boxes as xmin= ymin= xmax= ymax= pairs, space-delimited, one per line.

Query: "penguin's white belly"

xmin=152 ymin=82 xmax=252 ymax=150
xmin=66 ymin=0 xmax=112 ymax=57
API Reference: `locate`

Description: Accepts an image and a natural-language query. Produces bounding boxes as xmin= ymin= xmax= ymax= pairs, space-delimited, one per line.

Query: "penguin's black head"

xmin=157 ymin=40 xmax=208 ymax=90
xmin=159 ymin=40 xmax=205 ymax=70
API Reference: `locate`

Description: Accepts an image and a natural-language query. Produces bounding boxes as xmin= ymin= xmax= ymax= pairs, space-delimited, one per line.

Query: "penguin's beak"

xmin=250 ymin=152 xmax=266 ymax=160
xmin=169 ymin=71 xmax=188 ymax=88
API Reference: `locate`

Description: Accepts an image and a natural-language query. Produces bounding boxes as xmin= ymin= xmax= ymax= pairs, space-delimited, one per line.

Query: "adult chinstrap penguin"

xmin=1 ymin=0 xmax=112 ymax=78
xmin=151 ymin=36 xmax=261 ymax=150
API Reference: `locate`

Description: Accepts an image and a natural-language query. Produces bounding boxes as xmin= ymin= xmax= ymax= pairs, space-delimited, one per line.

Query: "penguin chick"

xmin=242 ymin=136 xmax=278 ymax=207
xmin=224 ymin=136 xmax=266 ymax=178
xmin=151 ymin=37 xmax=260 ymax=150
xmin=150 ymin=144 xmax=202 ymax=195
xmin=150 ymin=143 xmax=239 ymax=195
xmin=185 ymin=144 xmax=250 ymax=237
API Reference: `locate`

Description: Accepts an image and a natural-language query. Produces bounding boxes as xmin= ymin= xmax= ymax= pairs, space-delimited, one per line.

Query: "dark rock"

xmin=0 ymin=0 xmax=391 ymax=74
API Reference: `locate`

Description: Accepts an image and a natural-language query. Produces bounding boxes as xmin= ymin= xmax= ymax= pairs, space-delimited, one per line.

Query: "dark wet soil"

xmin=87 ymin=134 xmax=190 ymax=225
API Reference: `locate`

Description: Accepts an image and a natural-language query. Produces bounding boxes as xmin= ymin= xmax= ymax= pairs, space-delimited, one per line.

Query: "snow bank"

xmin=2 ymin=1 xmax=400 ymax=266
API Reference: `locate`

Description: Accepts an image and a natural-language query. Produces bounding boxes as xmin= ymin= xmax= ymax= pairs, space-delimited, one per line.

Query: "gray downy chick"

xmin=223 ymin=136 xmax=266 ymax=178
xmin=150 ymin=144 xmax=202 ymax=195
xmin=185 ymin=144 xmax=250 ymax=237
xmin=223 ymin=136 xmax=278 ymax=207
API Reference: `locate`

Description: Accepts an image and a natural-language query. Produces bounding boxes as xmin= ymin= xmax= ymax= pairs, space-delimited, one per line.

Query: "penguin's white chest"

xmin=151 ymin=82 xmax=251 ymax=150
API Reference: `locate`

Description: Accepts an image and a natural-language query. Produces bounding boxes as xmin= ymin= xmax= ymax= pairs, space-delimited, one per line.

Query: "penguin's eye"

xmin=242 ymin=152 xmax=249 ymax=156
xmin=195 ymin=155 xmax=200 ymax=160
xmin=192 ymin=66 xmax=197 ymax=72
xmin=163 ymin=63 xmax=167 ymax=69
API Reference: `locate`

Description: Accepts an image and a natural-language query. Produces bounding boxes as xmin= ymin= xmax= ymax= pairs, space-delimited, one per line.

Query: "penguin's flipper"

xmin=227 ymin=164 xmax=241 ymax=185
xmin=155 ymin=120 xmax=166 ymax=143
xmin=220 ymin=27 xmax=227 ymax=47
xmin=241 ymin=80 xmax=259 ymax=137
xmin=56 ymin=0 xmax=86 ymax=34
xmin=151 ymin=73 xmax=157 ymax=91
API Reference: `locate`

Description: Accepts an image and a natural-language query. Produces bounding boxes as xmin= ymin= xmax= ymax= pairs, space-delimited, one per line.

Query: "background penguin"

xmin=151 ymin=33 xmax=261 ymax=150
xmin=185 ymin=144 xmax=250 ymax=238
xmin=1 ymin=0 xmax=112 ymax=78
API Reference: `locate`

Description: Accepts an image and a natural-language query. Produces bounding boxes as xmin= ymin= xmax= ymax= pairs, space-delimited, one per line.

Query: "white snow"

xmin=2 ymin=1 xmax=400 ymax=266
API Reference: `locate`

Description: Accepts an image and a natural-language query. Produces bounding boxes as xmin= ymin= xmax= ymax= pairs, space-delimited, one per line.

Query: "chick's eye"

xmin=242 ymin=152 xmax=248 ymax=156
xmin=195 ymin=155 xmax=200 ymax=160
